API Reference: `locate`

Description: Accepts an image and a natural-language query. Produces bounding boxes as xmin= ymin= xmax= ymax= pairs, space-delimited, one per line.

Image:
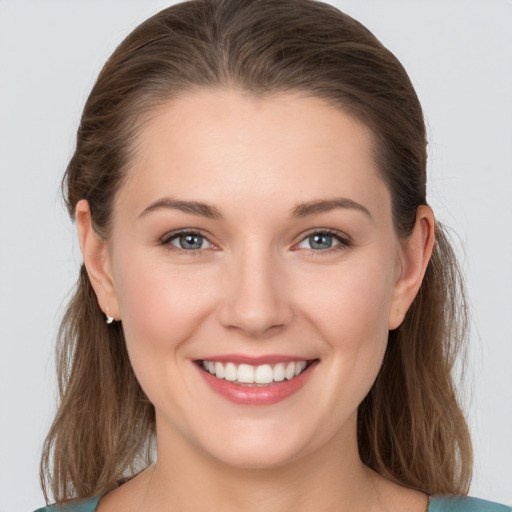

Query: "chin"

xmin=209 ymin=444 xmax=305 ymax=471
xmin=192 ymin=420 xmax=321 ymax=471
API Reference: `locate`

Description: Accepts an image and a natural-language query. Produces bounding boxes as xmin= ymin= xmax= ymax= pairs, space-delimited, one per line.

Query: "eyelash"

xmin=160 ymin=229 xmax=352 ymax=255
xmin=294 ymin=229 xmax=352 ymax=255
xmin=160 ymin=229 xmax=215 ymax=255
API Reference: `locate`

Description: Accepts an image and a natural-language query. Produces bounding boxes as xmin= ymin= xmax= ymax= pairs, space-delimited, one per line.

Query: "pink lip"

xmin=197 ymin=354 xmax=311 ymax=365
xmin=195 ymin=359 xmax=319 ymax=406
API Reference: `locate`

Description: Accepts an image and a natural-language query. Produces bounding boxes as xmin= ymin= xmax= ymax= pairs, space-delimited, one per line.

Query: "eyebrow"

xmin=292 ymin=198 xmax=373 ymax=221
xmin=138 ymin=198 xmax=222 ymax=219
xmin=138 ymin=196 xmax=372 ymax=222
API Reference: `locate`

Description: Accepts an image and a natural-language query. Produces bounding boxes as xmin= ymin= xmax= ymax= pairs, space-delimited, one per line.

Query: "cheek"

xmin=112 ymin=251 xmax=219 ymax=360
xmin=110 ymin=252 xmax=223 ymax=424
xmin=293 ymin=250 xmax=396 ymax=402
xmin=297 ymin=253 xmax=396 ymax=346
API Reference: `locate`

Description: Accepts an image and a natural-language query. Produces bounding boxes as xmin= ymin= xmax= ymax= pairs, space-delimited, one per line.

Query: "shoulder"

xmin=33 ymin=496 xmax=101 ymax=512
xmin=429 ymin=495 xmax=512 ymax=512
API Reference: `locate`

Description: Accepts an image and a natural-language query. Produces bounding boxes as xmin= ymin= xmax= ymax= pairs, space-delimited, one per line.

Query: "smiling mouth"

xmin=198 ymin=359 xmax=316 ymax=387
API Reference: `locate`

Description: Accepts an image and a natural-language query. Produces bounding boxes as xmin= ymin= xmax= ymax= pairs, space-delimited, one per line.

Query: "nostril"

xmin=217 ymin=272 xmax=293 ymax=336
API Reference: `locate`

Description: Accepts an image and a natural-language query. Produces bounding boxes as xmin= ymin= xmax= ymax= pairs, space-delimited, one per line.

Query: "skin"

xmin=78 ymin=90 xmax=434 ymax=512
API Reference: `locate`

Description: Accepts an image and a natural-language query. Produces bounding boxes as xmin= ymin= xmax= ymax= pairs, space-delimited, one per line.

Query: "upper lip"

xmin=196 ymin=354 xmax=316 ymax=365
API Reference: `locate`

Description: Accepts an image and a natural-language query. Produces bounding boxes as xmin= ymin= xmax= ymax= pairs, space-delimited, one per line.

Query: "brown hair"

xmin=41 ymin=0 xmax=472 ymax=504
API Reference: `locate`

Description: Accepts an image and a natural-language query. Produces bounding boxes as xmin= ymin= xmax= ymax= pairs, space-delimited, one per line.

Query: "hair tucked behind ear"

xmin=41 ymin=0 xmax=472 ymax=504
xmin=40 ymin=266 xmax=154 ymax=502
xmin=358 ymin=225 xmax=472 ymax=494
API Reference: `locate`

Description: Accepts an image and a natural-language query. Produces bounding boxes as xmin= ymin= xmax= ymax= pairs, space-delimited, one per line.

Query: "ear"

xmin=388 ymin=205 xmax=435 ymax=330
xmin=76 ymin=199 xmax=120 ymax=321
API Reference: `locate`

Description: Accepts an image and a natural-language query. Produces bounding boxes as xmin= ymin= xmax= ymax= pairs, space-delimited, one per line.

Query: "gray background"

xmin=0 ymin=1 xmax=511 ymax=511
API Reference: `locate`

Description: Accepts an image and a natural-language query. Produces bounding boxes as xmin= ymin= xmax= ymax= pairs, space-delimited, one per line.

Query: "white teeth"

xmin=254 ymin=364 xmax=273 ymax=384
xmin=214 ymin=362 xmax=225 ymax=379
xmin=285 ymin=362 xmax=295 ymax=380
xmin=273 ymin=363 xmax=285 ymax=382
xmin=201 ymin=359 xmax=310 ymax=384
xmin=237 ymin=364 xmax=254 ymax=383
xmin=295 ymin=361 xmax=307 ymax=376
xmin=224 ymin=362 xmax=237 ymax=381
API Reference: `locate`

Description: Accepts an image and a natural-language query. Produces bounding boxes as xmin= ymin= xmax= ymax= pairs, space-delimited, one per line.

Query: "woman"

xmin=35 ymin=1 xmax=511 ymax=511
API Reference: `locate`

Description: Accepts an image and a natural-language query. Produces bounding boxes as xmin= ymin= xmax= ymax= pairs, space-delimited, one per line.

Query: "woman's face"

xmin=96 ymin=90 xmax=411 ymax=468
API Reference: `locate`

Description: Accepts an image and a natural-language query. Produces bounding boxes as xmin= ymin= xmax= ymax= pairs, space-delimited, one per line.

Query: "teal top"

xmin=35 ymin=495 xmax=512 ymax=511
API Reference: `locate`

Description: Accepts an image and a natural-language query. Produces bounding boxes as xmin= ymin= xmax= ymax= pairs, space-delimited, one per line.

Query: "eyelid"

xmin=158 ymin=227 xmax=352 ymax=254
xmin=293 ymin=228 xmax=352 ymax=252
xmin=160 ymin=229 xmax=218 ymax=253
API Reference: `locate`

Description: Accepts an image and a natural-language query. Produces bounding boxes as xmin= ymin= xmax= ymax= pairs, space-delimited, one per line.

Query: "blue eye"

xmin=167 ymin=232 xmax=210 ymax=251
xmin=296 ymin=231 xmax=348 ymax=251
xmin=309 ymin=233 xmax=335 ymax=250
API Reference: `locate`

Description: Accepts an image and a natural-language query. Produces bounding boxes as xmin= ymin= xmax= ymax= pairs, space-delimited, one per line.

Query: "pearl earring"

xmin=106 ymin=306 xmax=114 ymax=324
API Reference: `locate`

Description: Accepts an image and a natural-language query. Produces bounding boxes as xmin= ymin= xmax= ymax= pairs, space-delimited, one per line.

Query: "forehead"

xmin=117 ymin=89 xmax=390 ymax=220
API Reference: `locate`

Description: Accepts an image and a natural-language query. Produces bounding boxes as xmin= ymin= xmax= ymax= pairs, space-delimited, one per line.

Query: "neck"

xmin=143 ymin=414 xmax=382 ymax=512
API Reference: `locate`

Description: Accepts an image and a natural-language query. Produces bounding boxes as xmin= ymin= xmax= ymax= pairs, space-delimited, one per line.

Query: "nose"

xmin=218 ymin=246 xmax=293 ymax=338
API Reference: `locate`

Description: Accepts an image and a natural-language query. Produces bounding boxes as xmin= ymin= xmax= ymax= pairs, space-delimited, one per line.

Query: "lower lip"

xmin=196 ymin=361 xmax=318 ymax=406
